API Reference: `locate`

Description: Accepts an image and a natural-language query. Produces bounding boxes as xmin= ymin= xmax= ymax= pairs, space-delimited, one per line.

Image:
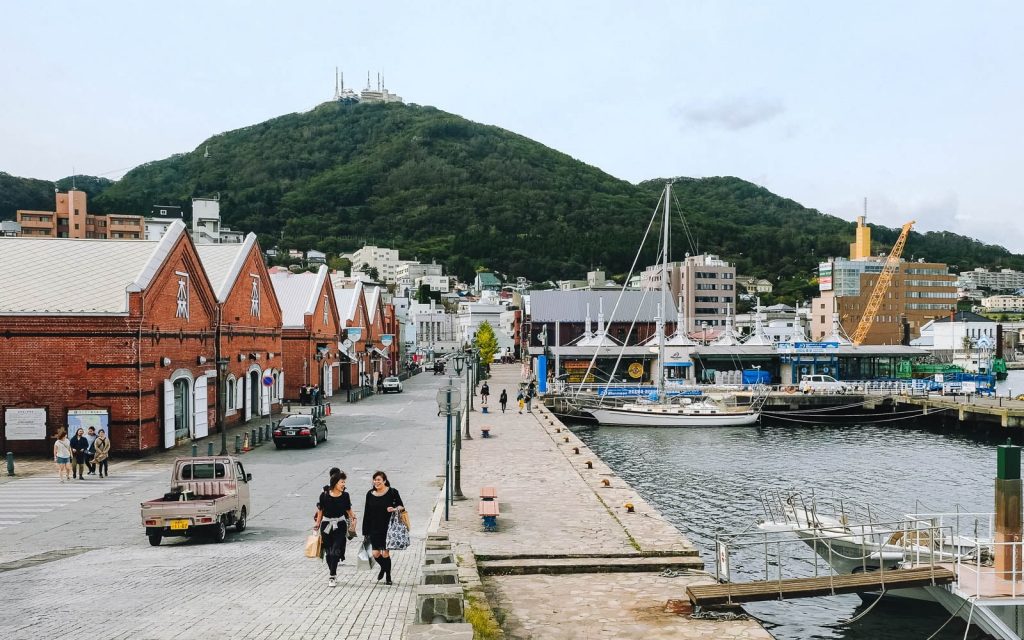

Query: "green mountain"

xmin=3 ymin=102 xmax=1021 ymax=303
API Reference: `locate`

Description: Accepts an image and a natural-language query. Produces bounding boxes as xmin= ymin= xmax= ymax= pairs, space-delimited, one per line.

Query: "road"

xmin=0 ymin=373 xmax=447 ymax=640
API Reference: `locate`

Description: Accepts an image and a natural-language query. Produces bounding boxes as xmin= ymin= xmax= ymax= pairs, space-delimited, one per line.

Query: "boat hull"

xmin=588 ymin=407 xmax=760 ymax=427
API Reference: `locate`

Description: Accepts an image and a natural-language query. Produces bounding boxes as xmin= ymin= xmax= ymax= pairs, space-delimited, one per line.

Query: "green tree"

xmin=475 ymin=321 xmax=499 ymax=369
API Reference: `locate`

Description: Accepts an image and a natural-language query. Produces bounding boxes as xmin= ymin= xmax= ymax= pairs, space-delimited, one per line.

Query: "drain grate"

xmin=0 ymin=547 xmax=93 ymax=573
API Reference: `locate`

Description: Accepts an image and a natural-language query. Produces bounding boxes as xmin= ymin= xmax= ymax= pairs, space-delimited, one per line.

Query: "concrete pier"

xmin=438 ymin=365 xmax=770 ymax=639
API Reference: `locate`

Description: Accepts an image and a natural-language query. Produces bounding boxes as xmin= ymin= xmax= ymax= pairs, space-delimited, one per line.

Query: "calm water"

xmin=573 ymin=414 xmax=1011 ymax=639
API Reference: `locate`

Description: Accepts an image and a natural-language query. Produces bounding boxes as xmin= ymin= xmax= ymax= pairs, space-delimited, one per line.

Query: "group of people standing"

xmin=299 ymin=384 xmax=323 ymax=406
xmin=483 ymin=379 xmax=536 ymax=414
xmin=53 ymin=426 xmax=110 ymax=482
xmin=313 ymin=469 xmax=405 ymax=588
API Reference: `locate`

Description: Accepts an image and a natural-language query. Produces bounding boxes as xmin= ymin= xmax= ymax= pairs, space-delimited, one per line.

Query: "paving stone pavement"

xmin=440 ymin=365 xmax=770 ymax=639
xmin=0 ymin=373 xmax=447 ymax=640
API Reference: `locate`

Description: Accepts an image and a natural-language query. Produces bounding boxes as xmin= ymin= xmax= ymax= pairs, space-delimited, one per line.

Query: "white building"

xmin=396 ymin=261 xmax=444 ymax=296
xmin=981 ymin=295 xmax=1024 ymax=314
xmin=456 ymin=296 xmax=514 ymax=352
xmin=347 ymin=245 xmax=407 ymax=283
xmin=191 ymin=198 xmax=243 ymax=245
xmin=911 ymin=311 xmax=997 ymax=351
xmin=409 ymin=301 xmax=460 ymax=359
xmin=958 ymin=268 xmax=1024 ymax=293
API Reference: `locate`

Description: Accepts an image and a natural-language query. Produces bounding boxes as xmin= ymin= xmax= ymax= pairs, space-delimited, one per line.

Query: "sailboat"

xmin=586 ymin=182 xmax=764 ymax=427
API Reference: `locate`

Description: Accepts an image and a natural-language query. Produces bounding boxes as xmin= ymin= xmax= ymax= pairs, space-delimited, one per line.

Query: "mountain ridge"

xmin=2 ymin=102 xmax=1020 ymax=302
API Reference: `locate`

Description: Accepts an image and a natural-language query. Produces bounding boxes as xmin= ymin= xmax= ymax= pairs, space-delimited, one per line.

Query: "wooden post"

xmin=995 ymin=441 xmax=1023 ymax=577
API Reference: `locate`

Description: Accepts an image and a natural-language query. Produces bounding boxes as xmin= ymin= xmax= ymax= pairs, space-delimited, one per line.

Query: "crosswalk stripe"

xmin=0 ymin=470 xmax=158 ymax=530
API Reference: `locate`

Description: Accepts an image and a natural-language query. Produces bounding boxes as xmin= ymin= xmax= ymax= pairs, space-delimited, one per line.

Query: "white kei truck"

xmin=140 ymin=456 xmax=252 ymax=546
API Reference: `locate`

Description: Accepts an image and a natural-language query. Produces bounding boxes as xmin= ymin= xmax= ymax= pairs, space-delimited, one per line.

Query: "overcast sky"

xmin=2 ymin=1 xmax=1022 ymax=252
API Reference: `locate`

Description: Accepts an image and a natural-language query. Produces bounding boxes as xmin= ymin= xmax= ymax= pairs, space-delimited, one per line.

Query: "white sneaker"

xmin=328 ymin=577 xmax=337 ymax=588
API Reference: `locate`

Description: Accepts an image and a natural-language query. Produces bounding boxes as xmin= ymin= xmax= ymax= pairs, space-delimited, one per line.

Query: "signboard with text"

xmin=67 ymin=409 xmax=108 ymax=435
xmin=4 ymin=408 xmax=47 ymax=440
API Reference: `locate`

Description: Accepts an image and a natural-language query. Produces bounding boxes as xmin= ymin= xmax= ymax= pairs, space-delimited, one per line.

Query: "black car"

xmin=273 ymin=414 xmax=327 ymax=449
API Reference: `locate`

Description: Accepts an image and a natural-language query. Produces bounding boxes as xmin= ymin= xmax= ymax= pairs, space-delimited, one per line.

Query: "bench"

xmin=478 ymin=500 xmax=500 ymax=532
xmin=480 ymin=487 xmax=497 ymax=500
xmin=481 ymin=426 xmax=492 ymax=438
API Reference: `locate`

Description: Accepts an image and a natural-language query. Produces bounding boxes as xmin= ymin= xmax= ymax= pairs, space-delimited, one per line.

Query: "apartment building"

xmin=396 ymin=261 xmax=444 ymax=297
xmin=958 ymin=268 xmax=1024 ymax=293
xmin=348 ymin=245 xmax=407 ymax=283
xmin=17 ymin=190 xmax=144 ymax=239
xmin=639 ymin=254 xmax=736 ymax=331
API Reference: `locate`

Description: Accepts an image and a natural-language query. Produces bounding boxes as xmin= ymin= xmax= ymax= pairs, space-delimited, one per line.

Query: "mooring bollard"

xmin=234 ymin=434 xmax=242 ymax=454
xmin=207 ymin=442 xmax=214 ymax=456
xmin=5 ymin=452 xmax=14 ymax=477
xmin=191 ymin=443 xmax=198 ymax=457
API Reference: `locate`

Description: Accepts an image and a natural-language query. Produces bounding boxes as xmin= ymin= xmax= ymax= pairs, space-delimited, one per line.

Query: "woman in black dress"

xmin=362 ymin=470 xmax=404 ymax=585
xmin=69 ymin=428 xmax=89 ymax=480
xmin=314 ymin=470 xmax=356 ymax=588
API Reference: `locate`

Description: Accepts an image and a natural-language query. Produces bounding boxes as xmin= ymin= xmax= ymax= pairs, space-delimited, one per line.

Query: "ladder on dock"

xmin=687 ymin=566 xmax=955 ymax=607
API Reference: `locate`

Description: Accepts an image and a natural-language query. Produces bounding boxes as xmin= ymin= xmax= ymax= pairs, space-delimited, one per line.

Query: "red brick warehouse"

xmin=0 ymin=221 xmax=219 ymax=454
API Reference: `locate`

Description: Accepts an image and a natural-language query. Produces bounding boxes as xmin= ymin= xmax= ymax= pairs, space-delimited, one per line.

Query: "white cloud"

xmin=671 ymin=97 xmax=785 ymax=131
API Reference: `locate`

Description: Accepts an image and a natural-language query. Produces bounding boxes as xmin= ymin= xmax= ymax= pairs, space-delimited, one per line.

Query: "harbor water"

xmin=571 ymin=371 xmax=1024 ymax=640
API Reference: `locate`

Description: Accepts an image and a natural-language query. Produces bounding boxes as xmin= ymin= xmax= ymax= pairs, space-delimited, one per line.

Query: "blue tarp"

xmin=742 ymin=370 xmax=771 ymax=385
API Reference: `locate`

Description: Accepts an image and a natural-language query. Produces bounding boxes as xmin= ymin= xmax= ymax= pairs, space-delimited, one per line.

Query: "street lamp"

xmin=449 ymin=353 xmax=467 ymax=499
xmin=464 ymin=348 xmax=476 ymax=440
xmin=435 ymin=380 xmax=463 ymax=520
xmin=216 ymin=357 xmax=230 ymax=455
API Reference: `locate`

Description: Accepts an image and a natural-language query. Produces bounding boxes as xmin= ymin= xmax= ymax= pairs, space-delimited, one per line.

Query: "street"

xmin=0 ymin=373 xmax=446 ymax=640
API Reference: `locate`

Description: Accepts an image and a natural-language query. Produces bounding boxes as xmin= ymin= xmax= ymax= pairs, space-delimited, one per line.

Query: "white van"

xmin=799 ymin=374 xmax=848 ymax=394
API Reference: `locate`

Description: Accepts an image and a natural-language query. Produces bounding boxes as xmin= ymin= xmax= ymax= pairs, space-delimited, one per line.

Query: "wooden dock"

xmin=687 ymin=567 xmax=955 ymax=607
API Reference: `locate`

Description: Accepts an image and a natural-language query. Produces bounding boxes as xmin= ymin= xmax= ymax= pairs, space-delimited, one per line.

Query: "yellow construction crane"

xmin=849 ymin=220 xmax=915 ymax=345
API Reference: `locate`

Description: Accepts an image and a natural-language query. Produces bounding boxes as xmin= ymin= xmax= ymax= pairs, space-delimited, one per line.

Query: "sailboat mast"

xmin=658 ymin=183 xmax=670 ymax=399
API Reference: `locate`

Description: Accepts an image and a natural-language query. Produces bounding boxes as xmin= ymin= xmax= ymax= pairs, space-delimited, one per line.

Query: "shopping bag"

xmin=400 ymin=509 xmax=411 ymax=531
xmin=304 ymin=532 xmax=322 ymax=559
xmin=385 ymin=512 xmax=411 ymax=551
xmin=356 ymin=536 xmax=374 ymax=570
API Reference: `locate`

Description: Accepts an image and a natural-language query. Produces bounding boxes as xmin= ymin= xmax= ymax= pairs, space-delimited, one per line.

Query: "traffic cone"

xmin=242 ymin=432 xmax=251 ymax=452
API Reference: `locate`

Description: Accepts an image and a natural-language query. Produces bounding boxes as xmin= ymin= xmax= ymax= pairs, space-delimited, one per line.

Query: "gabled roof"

xmin=195 ymin=233 xmax=259 ymax=302
xmin=269 ymin=265 xmax=330 ymax=329
xmin=332 ymin=280 xmax=364 ymax=325
xmin=530 ymin=290 xmax=668 ymax=323
xmin=0 ymin=220 xmax=187 ymax=314
xmin=933 ymin=311 xmax=994 ymax=324
xmin=365 ymin=285 xmax=383 ymax=323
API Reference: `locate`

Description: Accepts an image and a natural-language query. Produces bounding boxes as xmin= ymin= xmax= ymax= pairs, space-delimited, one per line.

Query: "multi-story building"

xmin=640 ymin=254 xmax=736 ymax=331
xmin=981 ymin=295 xmax=1024 ymax=314
xmin=17 ymin=190 xmax=144 ymax=239
xmin=396 ymin=261 xmax=444 ymax=297
xmin=409 ymin=300 xmax=461 ymax=359
xmin=191 ymin=197 xmax=243 ymax=245
xmin=811 ymin=221 xmax=957 ymax=343
xmin=0 ymin=220 xmax=21 ymax=236
xmin=347 ymin=245 xmax=407 ymax=283
xmin=958 ymin=268 xmax=1024 ymax=293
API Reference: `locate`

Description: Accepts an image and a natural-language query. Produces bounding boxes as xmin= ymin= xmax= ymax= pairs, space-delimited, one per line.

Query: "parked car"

xmin=140 ymin=456 xmax=251 ymax=546
xmin=273 ymin=414 xmax=327 ymax=448
xmin=382 ymin=376 xmax=403 ymax=393
xmin=799 ymin=374 xmax=848 ymax=394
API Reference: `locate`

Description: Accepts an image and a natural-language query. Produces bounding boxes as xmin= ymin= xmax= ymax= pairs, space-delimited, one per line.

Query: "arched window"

xmin=226 ymin=377 xmax=236 ymax=410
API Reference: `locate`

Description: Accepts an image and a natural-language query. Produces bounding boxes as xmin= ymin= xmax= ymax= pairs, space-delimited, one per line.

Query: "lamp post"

xmin=435 ymin=380 xmax=462 ymax=520
xmin=216 ymin=357 xmax=230 ymax=455
xmin=451 ymin=354 xmax=466 ymax=500
xmin=464 ymin=348 xmax=476 ymax=440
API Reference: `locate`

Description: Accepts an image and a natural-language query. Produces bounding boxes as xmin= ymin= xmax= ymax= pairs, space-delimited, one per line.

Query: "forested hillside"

xmin=2 ymin=101 xmax=1021 ymax=304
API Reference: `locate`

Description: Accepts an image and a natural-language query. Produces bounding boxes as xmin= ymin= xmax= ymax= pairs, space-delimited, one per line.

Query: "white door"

xmin=277 ymin=370 xmax=285 ymax=402
xmin=194 ymin=375 xmax=209 ymax=438
xmin=323 ymin=364 xmax=333 ymax=397
xmin=163 ymin=380 xmax=176 ymax=449
xmin=260 ymin=369 xmax=271 ymax=416
xmin=243 ymin=374 xmax=252 ymax=421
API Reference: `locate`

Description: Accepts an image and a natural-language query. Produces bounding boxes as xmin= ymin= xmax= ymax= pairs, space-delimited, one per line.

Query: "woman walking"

xmin=362 ymin=471 xmax=404 ymax=585
xmin=93 ymin=429 xmax=111 ymax=478
xmin=53 ymin=429 xmax=72 ymax=483
xmin=499 ymin=389 xmax=508 ymax=413
xmin=70 ymin=427 xmax=89 ymax=480
xmin=314 ymin=470 xmax=356 ymax=588
xmin=516 ymin=389 xmax=525 ymax=414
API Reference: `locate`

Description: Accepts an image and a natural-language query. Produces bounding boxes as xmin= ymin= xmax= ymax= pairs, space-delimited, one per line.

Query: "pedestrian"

xmin=516 ymin=390 xmax=525 ymax=414
xmin=526 ymin=381 xmax=536 ymax=413
xmin=93 ymin=429 xmax=110 ymax=478
xmin=85 ymin=426 xmax=98 ymax=475
xmin=70 ymin=427 xmax=89 ymax=480
xmin=376 ymin=376 xmax=384 ymax=395
xmin=362 ymin=471 xmax=404 ymax=585
xmin=53 ymin=428 xmax=72 ymax=483
xmin=480 ymin=382 xmax=490 ymax=406
xmin=499 ymin=389 xmax=508 ymax=413
xmin=315 ymin=470 xmax=356 ymax=588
